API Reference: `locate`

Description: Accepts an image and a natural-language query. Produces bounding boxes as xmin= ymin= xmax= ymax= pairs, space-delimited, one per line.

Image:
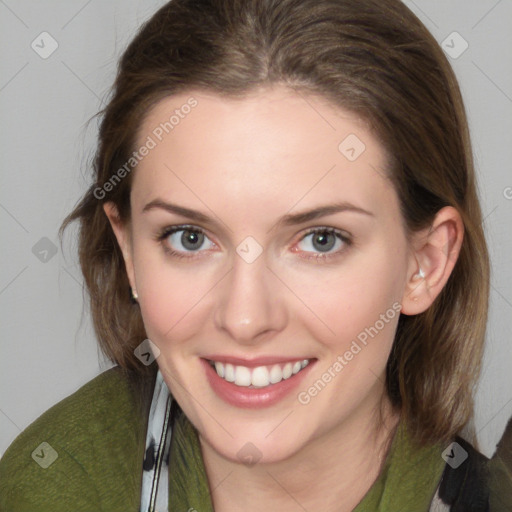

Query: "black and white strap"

xmin=430 ymin=436 xmax=490 ymax=511
xmin=140 ymin=369 xmax=173 ymax=512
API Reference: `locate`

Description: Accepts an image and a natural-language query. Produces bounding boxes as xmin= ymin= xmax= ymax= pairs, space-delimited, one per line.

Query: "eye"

xmin=156 ymin=225 xmax=215 ymax=258
xmin=294 ymin=227 xmax=351 ymax=261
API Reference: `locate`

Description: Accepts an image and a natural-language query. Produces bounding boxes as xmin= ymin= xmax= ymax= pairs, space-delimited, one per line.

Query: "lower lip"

xmin=201 ymin=358 xmax=316 ymax=409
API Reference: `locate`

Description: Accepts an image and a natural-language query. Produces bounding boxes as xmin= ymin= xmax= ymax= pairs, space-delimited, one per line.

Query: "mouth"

xmin=201 ymin=356 xmax=317 ymax=408
xmin=206 ymin=358 xmax=312 ymax=388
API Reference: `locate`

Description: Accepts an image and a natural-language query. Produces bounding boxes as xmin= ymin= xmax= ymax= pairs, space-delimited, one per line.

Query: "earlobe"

xmin=401 ymin=206 xmax=464 ymax=315
xmin=102 ymin=202 xmax=137 ymax=293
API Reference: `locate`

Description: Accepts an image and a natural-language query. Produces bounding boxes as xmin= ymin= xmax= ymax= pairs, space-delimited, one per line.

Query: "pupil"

xmin=182 ymin=230 xmax=203 ymax=250
xmin=313 ymin=232 xmax=335 ymax=252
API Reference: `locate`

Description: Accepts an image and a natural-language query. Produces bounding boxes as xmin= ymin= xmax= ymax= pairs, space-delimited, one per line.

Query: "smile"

xmin=207 ymin=359 xmax=311 ymax=388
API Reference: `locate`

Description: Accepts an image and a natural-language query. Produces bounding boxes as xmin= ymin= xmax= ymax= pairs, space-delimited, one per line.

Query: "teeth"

xmin=251 ymin=366 xmax=269 ymax=387
xmin=215 ymin=361 xmax=225 ymax=378
xmin=282 ymin=362 xmax=293 ymax=379
xmin=225 ymin=363 xmax=235 ymax=383
xmin=269 ymin=365 xmax=282 ymax=384
xmin=210 ymin=359 xmax=311 ymax=388
xmin=234 ymin=366 xmax=252 ymax=387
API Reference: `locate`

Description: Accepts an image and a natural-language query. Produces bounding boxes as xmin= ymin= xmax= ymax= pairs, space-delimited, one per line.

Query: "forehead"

xmin=131 ymin=86 xmax=398 ymax=224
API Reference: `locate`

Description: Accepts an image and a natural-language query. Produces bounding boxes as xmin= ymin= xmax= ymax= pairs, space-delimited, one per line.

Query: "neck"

xmin=199 ymin=391 xmax=401 ymax=512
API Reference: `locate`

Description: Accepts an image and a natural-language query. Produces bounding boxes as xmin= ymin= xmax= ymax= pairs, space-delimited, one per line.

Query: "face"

xmin=107 ymin=85 xmax=420 ymax=464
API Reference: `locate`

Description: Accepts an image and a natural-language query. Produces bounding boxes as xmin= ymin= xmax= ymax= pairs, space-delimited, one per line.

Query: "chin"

xmin=200 ymin=424 xmax=309 ymax=466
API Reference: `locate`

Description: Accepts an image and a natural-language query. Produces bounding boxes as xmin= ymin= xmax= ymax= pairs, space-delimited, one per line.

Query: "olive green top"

xmin=0 ymin=366 xmax=452 ymax=511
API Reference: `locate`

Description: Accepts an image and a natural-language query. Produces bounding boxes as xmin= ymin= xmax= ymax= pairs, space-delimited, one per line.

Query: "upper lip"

xmin=203 ymin=355 xmax=314 ymax=367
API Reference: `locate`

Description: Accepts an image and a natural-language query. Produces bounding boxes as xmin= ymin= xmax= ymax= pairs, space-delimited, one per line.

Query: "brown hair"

xmin=60 ymin=0 xmax=489 ymax=446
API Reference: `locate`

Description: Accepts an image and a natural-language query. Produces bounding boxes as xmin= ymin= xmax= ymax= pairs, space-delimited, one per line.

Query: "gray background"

xmin=1 ymin=0 xmax=511 ymax=458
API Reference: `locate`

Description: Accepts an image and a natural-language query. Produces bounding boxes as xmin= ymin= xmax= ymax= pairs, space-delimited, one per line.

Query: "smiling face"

xmin=105 ymin=85 xmax=422 ymax=463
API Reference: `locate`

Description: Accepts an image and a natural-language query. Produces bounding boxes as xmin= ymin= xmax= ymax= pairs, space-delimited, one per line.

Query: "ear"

xmin=401 ymin=206 xmax=464 ymax=315
xmin=103 ymin=202 xmax=137 ymax=293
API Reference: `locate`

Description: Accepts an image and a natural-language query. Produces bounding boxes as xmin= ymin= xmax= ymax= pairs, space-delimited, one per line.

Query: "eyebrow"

xmin=142 ymin=199 xmax=374 ymax=228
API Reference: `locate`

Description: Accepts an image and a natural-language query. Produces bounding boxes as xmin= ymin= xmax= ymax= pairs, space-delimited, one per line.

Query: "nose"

xmin=214 ymin=252 xmax=288 ymax=345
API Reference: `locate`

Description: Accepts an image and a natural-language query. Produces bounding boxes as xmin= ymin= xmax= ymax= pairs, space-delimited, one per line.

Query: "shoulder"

xmin=0 ymin=366 xmax=154 ymax=512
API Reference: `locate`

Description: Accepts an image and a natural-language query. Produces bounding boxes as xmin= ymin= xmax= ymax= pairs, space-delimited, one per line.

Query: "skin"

xmin=105 ymin=85 xmax=463 ymax=511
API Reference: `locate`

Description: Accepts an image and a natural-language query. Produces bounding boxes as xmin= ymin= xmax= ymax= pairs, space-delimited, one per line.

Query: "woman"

xmin=0 ymin=0 xmax=497 ymax=510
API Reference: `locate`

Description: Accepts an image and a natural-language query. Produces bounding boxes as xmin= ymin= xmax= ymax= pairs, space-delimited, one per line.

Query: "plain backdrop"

xmin=1 ymin=0 xmax=511 ymax=459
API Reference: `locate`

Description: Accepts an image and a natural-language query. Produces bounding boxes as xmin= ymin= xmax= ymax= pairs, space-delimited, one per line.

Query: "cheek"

xmin=280 ymin=242 xmax=406 ymax=357
xmin=290 ymin=264 xmax=403 ymax=413
xmin=132 ymin=244 xmax=217 ymax=345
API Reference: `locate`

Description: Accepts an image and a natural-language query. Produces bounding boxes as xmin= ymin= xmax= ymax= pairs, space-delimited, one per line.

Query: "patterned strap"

xmin=429 ymin=484 xmax=450 ymax=512
xmin=140 ymin=369 xmax=174 ymax=512
xmin=430 ymin=436 xmax=490 ymax=512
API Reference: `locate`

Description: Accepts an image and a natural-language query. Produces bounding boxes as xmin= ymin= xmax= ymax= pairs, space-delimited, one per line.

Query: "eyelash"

xmin=154 ymin=225 xmax=352 ymax=262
